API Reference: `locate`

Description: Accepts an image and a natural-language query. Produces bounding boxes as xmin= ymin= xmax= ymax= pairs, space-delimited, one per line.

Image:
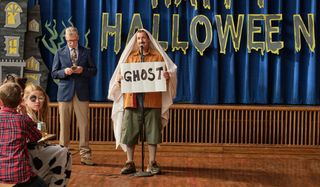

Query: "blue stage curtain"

xmin=28 ymin=0 xmax=320 ymax=105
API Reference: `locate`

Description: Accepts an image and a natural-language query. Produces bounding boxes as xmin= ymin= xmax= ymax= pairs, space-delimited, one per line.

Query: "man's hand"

xmin=73 ymin=66 xmax=83 ymax=74
xmin=116 ymin=72 xmax=122 ymax=85
xmin=163 ymin=71 xmax=170 ymax=80
xmin=64 ymin=67 xmax=73 ymax=75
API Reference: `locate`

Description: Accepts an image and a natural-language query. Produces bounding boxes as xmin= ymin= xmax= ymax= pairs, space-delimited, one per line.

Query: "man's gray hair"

xmin=65 ymin=26 xmax=78 ymax=36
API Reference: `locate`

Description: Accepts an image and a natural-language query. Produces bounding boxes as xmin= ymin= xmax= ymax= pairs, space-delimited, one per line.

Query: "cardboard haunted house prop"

xmin=0 ymin=0 xmax=48 ymax=88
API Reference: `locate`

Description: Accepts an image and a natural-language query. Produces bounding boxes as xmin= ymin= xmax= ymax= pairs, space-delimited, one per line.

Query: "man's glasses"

xmin=29 ymin=95 xmax=45 ymax=102
xmin=67 ymin=39 xmax=78 ymax=43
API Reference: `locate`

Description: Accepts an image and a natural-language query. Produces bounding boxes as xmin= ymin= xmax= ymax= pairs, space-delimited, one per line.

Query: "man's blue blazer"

xmin=51 ymin=46 xmax=97 ymax=102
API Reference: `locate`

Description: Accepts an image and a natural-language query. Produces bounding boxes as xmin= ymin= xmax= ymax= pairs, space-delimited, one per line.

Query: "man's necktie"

xmin=71 ymin=48 xmax=77 ymax=64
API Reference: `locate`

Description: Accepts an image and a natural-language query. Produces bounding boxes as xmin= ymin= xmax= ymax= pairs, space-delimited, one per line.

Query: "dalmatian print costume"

xmin=28 ymin=143 xmax=72 ymax=187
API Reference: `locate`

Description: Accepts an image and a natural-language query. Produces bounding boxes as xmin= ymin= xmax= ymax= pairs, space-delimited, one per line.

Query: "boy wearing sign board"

xmin=108 ymin=29 xmax=177 ymax=175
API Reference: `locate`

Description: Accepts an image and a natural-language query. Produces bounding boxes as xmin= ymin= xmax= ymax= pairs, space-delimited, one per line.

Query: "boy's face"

xmin=0 ymin=100 xmax=3 ymax=109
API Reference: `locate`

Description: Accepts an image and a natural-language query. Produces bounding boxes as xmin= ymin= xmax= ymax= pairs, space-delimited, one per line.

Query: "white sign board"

xmin=121 ymin=62 xmax=167 ymax=93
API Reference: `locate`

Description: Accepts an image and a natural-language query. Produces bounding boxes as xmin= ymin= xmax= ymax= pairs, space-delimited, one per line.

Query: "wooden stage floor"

xmin=67 ymin=142 xmax=320 ymax=187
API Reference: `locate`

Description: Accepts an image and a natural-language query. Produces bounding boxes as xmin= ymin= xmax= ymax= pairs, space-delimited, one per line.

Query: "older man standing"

xmin=52 ymin=26 xmax=97 ymax=166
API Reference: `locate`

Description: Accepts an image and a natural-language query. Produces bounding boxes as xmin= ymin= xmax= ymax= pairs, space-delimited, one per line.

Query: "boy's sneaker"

xmin=121 ymin=161 xmax=136 ymax=174
xmin=146 ymin=161 xmax=161 ymax=174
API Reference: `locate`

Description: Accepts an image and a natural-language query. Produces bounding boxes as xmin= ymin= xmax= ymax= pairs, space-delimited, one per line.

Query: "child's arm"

xmin=25 ymin=116 xmax=42 ymax=142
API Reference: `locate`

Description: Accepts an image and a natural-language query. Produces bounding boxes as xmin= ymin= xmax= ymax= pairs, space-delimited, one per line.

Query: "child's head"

xmin=2 ymin=74 xmax=27 ymax=90
xmin=23 ymin=84 xmax=49 ymax=123
xmin=23 ymin=84 xmax=49 ymax=112
xmin=0 ymin=82 xmax=22 ymax=108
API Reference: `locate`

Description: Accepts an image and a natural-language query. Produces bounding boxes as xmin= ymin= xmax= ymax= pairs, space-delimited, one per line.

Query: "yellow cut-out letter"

xmin=265 ymin=14 xmax=284 ymax=54
xmin=126 ymin=14 xmax=144 ymax=44
xmin=215 ymin=14 xmax=244 ymax=54
xmin=247 ymin=14 xmax=265 ymax=55
xmin=101 ymin=13 xmax=122 ymax=54
xmin=293 ymin=14 xmax=315 ymax=52
xmin=172 ymin=14 xmax=189 ymax=54
xmin=190 ymin=15 xmax=212 ymax=56
xmin=152 ymin=14 xmax=169 ymax=51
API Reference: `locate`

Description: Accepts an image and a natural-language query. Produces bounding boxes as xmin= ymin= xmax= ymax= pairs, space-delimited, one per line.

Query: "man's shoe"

xmin=81 ymin=157 xmax=96 ymax=166
xmin=121 ymin=161 xmax=136 ymax=174
xmin=146 ymin=161 xmax=161 ymax=174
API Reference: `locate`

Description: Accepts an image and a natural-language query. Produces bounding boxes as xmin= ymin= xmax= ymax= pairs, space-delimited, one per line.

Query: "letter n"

xmin=294 ymin=14 xmax=315 ymax=52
